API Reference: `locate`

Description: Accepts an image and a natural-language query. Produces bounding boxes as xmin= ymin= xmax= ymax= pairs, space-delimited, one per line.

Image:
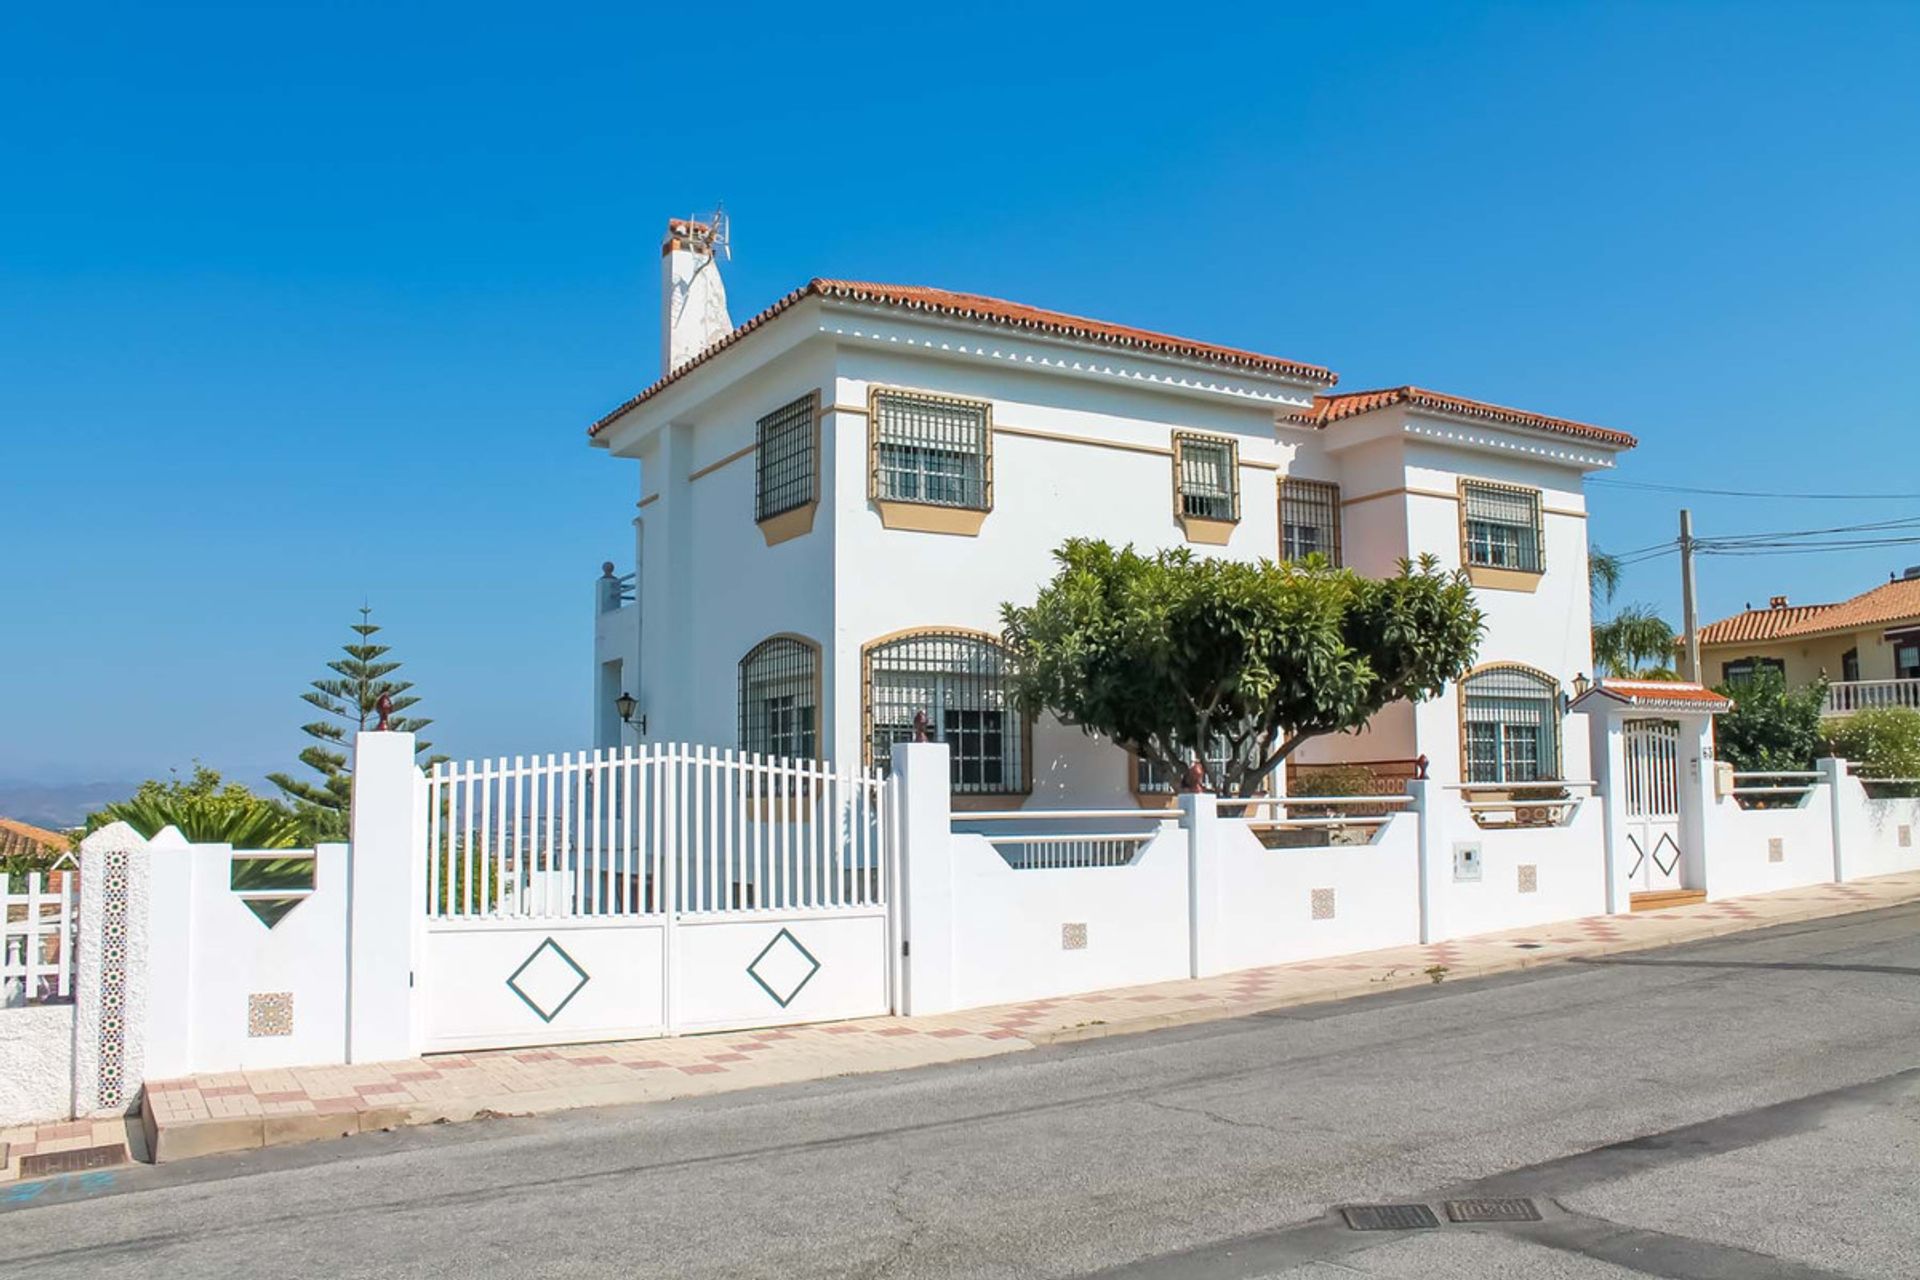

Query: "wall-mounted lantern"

xmin=615 ymin=691 xmax=646 ymax=735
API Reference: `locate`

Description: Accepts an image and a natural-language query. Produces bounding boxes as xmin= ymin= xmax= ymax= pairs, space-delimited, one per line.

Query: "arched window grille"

xmin=739 ymin=637 xmax=820 ymax=759
xmin=865 ymin=631 xmax=1026 ymax=793
xmin=1461 ymin=666 xmax=1560 ymax=783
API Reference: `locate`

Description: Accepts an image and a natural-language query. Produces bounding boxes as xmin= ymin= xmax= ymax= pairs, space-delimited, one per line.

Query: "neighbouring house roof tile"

xmin=588 ymin=279 xmax=1338 ymax=436
xmin=1296 ymin=386 xmax=1638 ymax=449
xmin=0 ymin=817 xmax=74 ymax=861
xmin=1569 ymin=680 xmax=1734 ymax=714
xmin=1696 ymin=576 xmax=1920 ymax=648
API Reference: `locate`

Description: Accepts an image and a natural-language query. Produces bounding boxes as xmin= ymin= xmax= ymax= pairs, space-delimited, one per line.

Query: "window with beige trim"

xmin=1173 ymin=432 xmax=1239 ymax=523
xmin=871 ymin=390 xmax=991 ymax=510
xmin=739 ymin=636 xmax=820 ymax=759
xmin=864 ymin=630 xmax=1026 ymax=793
xmin=1461 ymin=666 xmax=1560 ymax=783
xmin=1462 ymin=481 xmax=1544 ymax=573
xmin=1279 ymin=477 xmax=1342 ymax=566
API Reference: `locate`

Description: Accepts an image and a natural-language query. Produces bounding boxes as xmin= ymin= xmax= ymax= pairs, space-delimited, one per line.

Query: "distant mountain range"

xmin=0 ymin=780 xmax=139 ymax=831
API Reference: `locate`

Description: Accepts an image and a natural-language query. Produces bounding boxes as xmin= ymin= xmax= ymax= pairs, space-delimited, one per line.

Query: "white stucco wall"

xmin=0 ymin=1005 xmax=75 ymax=1125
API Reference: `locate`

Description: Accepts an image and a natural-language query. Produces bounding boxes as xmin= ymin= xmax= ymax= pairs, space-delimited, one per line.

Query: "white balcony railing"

xmin=1823 ymin=678 xmax=1920 ymax=716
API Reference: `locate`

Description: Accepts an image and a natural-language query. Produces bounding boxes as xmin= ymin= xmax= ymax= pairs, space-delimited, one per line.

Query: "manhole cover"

xmin=1340 ymin=1203 xmax=1440 ymax=1231
xmin=1445 ymin=1197 xmax=1541 ymax=1223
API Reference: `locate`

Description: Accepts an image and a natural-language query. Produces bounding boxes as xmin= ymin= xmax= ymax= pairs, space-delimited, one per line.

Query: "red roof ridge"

xmin=589 ymin=279 xmax=1336 ymax=436
xmin=1301 ymin=385 xmax=1637 ymax=450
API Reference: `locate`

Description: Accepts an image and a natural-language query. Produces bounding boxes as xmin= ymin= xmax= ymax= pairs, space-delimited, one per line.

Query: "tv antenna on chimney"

xmin=702 ymin=204 xmax=731 ymax=261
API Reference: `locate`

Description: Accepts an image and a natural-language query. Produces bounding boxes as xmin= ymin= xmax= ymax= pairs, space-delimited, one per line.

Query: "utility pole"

xmin=1679 ymin=508 xmax=1701 ymax=683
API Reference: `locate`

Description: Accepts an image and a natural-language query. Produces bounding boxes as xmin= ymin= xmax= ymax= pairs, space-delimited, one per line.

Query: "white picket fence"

xmin=425 ymin=745 xmax=891 ymax=920
xmin=2 ymin=871 xmax=76 ymax=1007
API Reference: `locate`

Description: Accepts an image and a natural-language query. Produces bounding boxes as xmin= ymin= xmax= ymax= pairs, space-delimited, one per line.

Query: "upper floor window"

xmin=872 ymin=390 xmax=991 ymax=511
xmin=1279 ymin=477 xmax=1342 ymax=566
xmin=865 ymin=630 xmax=1026 ymax=793
xmin=755 ymin=394 xmax=817 ymax=523
xmin=1721 ymin=656 xmax=1785 ymax=686
xmin=1462 ymin=665 xmax=1560 ymax=784
xmin=739 ymin=636 xmax=820 ymax=759
xmin=1173 ymin=432 xmax=1239 ymax=523
xmin=1462 ymin=481 xmax=1544 ymax=574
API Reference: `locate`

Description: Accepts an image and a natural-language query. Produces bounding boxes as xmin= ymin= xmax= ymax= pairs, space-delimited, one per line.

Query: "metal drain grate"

xmin=19 ymin=1143 xmax=127 ymax=1179
xmin=1445 ymin=1197 xmax=1541 ymax=1223
xmin=1340 ymin=1203 xmax=1441 ymax=1231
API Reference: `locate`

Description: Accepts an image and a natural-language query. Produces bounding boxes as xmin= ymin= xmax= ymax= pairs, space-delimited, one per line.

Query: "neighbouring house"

xmin=0 ymin=817 xmax=75 ymax=872
xmin=1695 ymin=569 xmax=1920 ymax=715
xmin=589 ymin=218 xmax=1638 ymax=806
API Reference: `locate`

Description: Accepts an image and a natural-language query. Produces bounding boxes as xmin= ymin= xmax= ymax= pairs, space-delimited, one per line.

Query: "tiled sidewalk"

xmin=13 ymin=871 xmax=1917 ymax=1174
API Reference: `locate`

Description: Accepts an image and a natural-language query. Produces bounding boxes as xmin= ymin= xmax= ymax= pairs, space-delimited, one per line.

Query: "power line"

xmin=1591 ymin=478 xmax=1919 ymax=501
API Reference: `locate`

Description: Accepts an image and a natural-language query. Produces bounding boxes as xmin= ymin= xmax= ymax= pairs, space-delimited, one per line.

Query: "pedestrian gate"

xmin=1622 ymin=718 xmax=1684 ymax=894
xmin=416 ymin=745 xmax=895 ymax=1052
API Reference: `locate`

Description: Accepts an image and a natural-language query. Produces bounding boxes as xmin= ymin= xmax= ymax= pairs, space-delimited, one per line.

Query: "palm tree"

xmin=1589 ymin=546 xmax=1623 ymax=609
xmin=1588 ymin=546 xmax=1677 ymax=678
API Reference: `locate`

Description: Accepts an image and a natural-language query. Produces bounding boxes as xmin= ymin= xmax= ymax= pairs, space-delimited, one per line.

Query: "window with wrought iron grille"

xmin=1720 ymin=656 xmax=1785 ymax=686
xmin=755 ymin=394 xmax=816 ymax=522
xmin=872 ymin=391 xmax=990 ymax=510
xmin=1136 ymin=735 xmax=1244 ymax=794
xmin=1174 ymin=433 xmax=1239 ymax=522
xmin=1462 ymin=481 xmax=1543 ymax=572
xmin=865 ymin=631 xmax=1026 ymax=793
xmin=739 ymin=637 xmax=819 ymax=759
xmin=1279 ymin=477 xmax=1342 ymax=565
xmin=1462 ymin=667 xmax=1560 ymax=784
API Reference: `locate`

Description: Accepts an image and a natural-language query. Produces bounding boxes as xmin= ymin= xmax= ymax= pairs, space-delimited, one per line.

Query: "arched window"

xmin=864 ymin=630 xmax=1026 ymax=793
xmin=738 ymin=636 xmax=820 ymax=759
xmin=1461 ymin=665 xmax=1560 ymax=784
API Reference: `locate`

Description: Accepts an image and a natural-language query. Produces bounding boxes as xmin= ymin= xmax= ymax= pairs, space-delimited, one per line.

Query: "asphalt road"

xmin=5 ymin=905 xmax=1919 ymax=1279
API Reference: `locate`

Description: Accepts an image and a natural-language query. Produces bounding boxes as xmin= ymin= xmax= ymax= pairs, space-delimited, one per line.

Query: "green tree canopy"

xmin=999 ymin=541 xmax=1485 ymax=795
xmin=1592 ymin=604 xmax=1679 ymax=679
xmin=1712 ymin=667 xmax=1826 ymax=773
xmin=269 ymin=607 xmax=437 ymax=841
xmin=86 ymin=765 xmax=301 ymax=848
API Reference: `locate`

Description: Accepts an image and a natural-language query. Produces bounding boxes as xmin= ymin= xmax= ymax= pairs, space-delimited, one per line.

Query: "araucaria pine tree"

xmin=269 ymin=607 xmax=436 ymax=840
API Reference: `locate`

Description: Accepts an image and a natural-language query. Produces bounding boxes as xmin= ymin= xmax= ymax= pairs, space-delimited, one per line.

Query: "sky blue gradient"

xmin=4 ymin=2 xmax=1916 ymax=783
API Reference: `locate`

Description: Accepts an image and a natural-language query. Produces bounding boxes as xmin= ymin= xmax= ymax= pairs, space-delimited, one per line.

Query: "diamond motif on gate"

xmin=1652 ymin=833 xmax=1681 ymax=877
xmin=747 ymin=928 xmax=821 ymax=1008
xmin=506 ymin=937 xmax=590 ymax=1023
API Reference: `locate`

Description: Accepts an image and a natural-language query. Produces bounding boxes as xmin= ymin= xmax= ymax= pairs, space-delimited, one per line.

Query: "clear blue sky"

xmin=4 ymin=1 xmax=1917 ymax=785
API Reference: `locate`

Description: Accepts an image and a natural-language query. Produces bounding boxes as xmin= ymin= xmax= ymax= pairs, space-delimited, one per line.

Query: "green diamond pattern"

xmin=506 ymin=937 xmax=590 ymax=1023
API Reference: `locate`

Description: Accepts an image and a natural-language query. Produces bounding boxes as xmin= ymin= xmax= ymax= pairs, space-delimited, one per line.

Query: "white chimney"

xmin=660 ymin=217 xmax=733 ymax=376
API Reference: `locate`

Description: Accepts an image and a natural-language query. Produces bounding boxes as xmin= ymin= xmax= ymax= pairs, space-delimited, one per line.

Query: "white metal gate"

xmin=416 ymin=745 xmax=895 ymax=1052
xmin=1623 ymin=718 xmax=1684 ymax=894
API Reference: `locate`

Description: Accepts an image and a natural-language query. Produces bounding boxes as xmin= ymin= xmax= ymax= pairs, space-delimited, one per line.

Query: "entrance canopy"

xmin=1568 ymin=679 xmax=1733 ymax=720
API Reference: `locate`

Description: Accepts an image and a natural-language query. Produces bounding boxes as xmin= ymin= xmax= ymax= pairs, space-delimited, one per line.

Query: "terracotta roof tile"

xmin=0 ymin=817 xmax=73 ymax=858
xmin=1697 ymin=576 xmax=1920 ymax=647
xmin=1569 ymin=679 xmax=1734 ymax=714
xmin=589 ymin=279 xmax=1337 ymax=436
xmin=1298 ymin=386 xmax=1637 ymax=449
xmin=1695 ymin=603 xmax=1839 ymax=646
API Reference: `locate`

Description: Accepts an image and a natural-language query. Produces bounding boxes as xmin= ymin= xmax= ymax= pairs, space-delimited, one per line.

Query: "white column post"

xmin=71 ymin=822 xmax=154 ymax=1116
xmin=893 ymin=741 xmax=955 ymax=1016
xmin=141 ymin=827 xmax=198 ymax=1081
xmin=1677 ymin=716 xmax=1716 ymax=896
xmin=1818 ymin=756 xmax=1855 ymax=883
xmin=1410 ymin=778 xmax=1451 ymax=944
xmin=1180 ymin=791 xmax=1221 ymax=978
xmin=1588 ymin=713 xmax=1634 ymax=914
xmin=348 ymin=730 xmax=427 ymax=1063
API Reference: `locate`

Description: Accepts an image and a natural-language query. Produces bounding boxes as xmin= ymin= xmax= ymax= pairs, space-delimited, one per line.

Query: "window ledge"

xmin=874 ymin=500 xmax=989 ymax=536
xmin=758 ymin=502 xmax=818 ymax=546
xmin=1466 ymin=564 xmax=1544 ymax=593
xmin=1178 ymin=515 xmax=1238 ymax=546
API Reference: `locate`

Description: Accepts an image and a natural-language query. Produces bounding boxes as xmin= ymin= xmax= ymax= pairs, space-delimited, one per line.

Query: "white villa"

xmin=590 ymin=218 xmax=1638 ymax=807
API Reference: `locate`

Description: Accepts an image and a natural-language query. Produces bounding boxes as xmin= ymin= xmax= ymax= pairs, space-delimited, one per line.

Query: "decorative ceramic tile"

xmin=248 ymin=992 xmax=294 ymax=1037
xmin=1517 ymin=864 xmax=1539 ymax=894
xmin=97 ymin=848 xmax=130 ymax=1110
xmin=1061 ymin=922 xmax=1088 ymax=951
xmin=1900 ymin=826 xmax=1912 ymax=849
xmin=1311 ymin=888 xmax=1336 ymax=920
xmin=1768 ymin=837 xmax=1785 ymax=864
